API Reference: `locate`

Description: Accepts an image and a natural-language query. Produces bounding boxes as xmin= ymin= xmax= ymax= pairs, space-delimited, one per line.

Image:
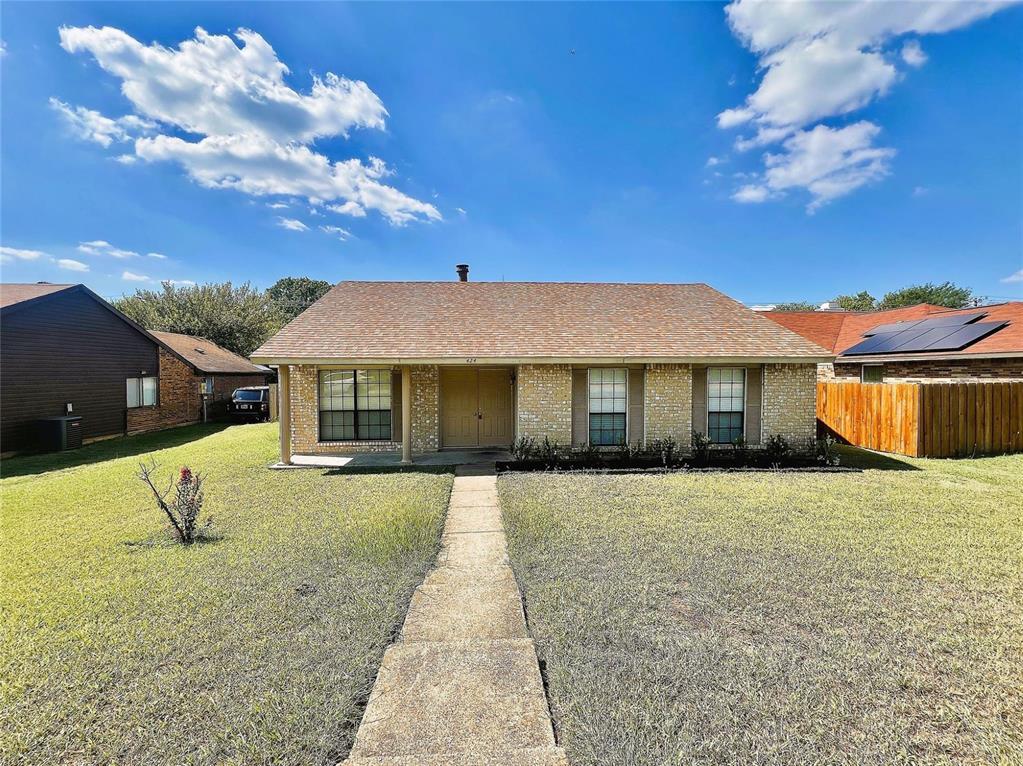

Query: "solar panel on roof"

xmin=862 ymin=312 xmax=987 ymax=337
xmin=842 ymin=319 xmax=1008 ymax=356
xmin=921 ymin=321 xmax=1008 ymax=352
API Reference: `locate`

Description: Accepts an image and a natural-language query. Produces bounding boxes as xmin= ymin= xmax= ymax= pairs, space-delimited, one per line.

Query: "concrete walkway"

xmin=342 ymin=466 xmax=567 ymax=766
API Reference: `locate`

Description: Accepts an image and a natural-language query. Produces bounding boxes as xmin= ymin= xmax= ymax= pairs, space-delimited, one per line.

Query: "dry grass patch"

xmin=501 ymin=450 xmax=1023 ymax=766
xmin=1 ymin=423 xmax=452 ymax=765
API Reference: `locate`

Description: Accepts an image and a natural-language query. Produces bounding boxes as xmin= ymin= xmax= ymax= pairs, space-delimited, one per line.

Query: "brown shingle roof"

xmin=151 ymin=331 xmax=267 ymax=374
xmin=252 ymin=281 xmax=832 ymax=361
xmin=0 ymin=283 xmax=76 ymax=309
xmin=764 ymin=302 xmax=1023 ymax=358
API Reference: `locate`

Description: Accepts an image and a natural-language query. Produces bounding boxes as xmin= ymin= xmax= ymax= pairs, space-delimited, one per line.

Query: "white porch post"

xmin=401 ymin=365 xmax=413 ymax=464
xmin=278 ymin=365 xmax=292 ymax=465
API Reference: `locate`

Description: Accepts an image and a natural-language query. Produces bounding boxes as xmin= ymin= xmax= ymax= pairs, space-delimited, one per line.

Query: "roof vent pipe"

xmin=455 ymin=264 xmax=469 ymax=282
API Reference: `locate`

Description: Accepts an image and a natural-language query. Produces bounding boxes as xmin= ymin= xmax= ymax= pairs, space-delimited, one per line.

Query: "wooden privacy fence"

xmin=817 ymin=381 xmax=1023 ymax=458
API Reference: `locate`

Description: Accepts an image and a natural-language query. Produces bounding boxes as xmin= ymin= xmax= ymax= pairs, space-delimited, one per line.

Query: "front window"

xmin=233 ymin=389 xmax=263 ymax=402
xmin=861 ymin=364 xmax=884 ymax=383
xmin=319 ymin=369 xmax=392 ymax=441
xmin=588 ymin=368 xmax=627 ymax=446
xmin=707 ymin=367 xmax=745 ymax=444
xmin=127 ymin=376 xmax=158 ymax=408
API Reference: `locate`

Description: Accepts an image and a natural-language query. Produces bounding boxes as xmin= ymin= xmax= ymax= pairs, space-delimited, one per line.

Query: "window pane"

xmin=126 ymin=378 xmax=140 ymax=408
xmin=588 ymin=367 xmax=628 ymax=443
xmin=142 ymin=377 xmax=158 ymax=406
xmin=862 ymin=365 xmax=883 ymax=383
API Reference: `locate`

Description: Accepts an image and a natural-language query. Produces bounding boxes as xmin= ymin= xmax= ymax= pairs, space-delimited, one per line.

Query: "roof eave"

xmin=836 ymin=350 xmax=1023 ymax=364
xmin=251 ymin=354 xmax=835 ymax=366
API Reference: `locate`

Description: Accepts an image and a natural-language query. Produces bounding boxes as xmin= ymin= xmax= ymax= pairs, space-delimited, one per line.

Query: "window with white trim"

xmin=861 ymin=364 xmax=884 ymax=383
xmin=319 ymin=369 xmax=392 ymax=441
xmin=707 ymin=367 xmax=745 ymax=444
xmin=588 ymin=368 xmax=627 ymax=446
xmin=127 ymin=376 xmax=158 ymax=408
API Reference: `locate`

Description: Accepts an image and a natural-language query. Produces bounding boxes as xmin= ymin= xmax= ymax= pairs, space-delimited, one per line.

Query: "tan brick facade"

xmin=516 ymin=364 xmax=572 ymax=446
xmin=762 ymin=363 xmax=817 ymax=449
xmin=644 ymin=364 xmax=693 ymax=447
xmin=410 ymin=365 xmax=440 ymax=452
xmin=287 ymin=364 xmax=440 ymax=455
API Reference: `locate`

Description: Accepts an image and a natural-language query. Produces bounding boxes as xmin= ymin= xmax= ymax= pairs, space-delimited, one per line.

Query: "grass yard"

xmin=501 ymin=450 xmax=1023 ymax=766
xmin=1 ymin=423 xmax=452 ymax=765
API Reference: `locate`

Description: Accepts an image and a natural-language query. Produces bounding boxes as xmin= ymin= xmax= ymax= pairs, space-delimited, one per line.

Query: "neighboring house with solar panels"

xmin=251 ymin=267 xmax=834 ymax=465
xmin=764 ymin=302 xmax=1023 ymax=384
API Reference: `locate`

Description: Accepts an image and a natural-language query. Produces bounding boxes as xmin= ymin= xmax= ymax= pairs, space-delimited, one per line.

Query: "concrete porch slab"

xmin=343 ymin=746 xmax=570 ymax=766
xmin=272 ymin=449 xmax=511 ymax=470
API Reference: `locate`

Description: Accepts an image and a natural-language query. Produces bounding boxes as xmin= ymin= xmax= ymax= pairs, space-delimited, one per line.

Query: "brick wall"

xmin=644 ymin=363 xmax=693 ymax=447
xmin=516 ymin=364 xmax=572 ymax=446
xmin=762 ymin=363 xmax=817 ymax=450
xmin=830 ymin=358 xmax=1023 ymax=383
xmin=410 ymin=365 xmax=440 ymax=451
xmin=126 ymin=349 xmax=199 ymax=434
xmin=287 ymin=364 xmax=439 ymax=455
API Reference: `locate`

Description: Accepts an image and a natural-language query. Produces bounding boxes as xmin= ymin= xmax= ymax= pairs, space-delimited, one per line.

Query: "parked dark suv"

xmin=228 ymin=386 xmax=271 ymax=421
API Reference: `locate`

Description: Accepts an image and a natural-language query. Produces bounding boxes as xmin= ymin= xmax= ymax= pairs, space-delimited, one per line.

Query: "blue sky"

xmin=1 ymin=1 xmax=1021 ymax=305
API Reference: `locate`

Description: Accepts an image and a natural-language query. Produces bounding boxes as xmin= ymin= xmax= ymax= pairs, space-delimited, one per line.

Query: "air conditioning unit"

xmin=37 ymin=416 xmax=83 ymax=452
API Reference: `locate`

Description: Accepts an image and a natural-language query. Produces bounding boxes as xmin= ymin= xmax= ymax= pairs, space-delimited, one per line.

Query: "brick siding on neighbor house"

xmin=644 ymin=363 xmax=693 ymax=448
xmin=288 ymin=364 xmax=440 ymax=455
xmin=126 ymin=349 xmax=198 ymax=434
xmin=516 ymin=364 xmax=573 ymax=446
xmin=827 ymin=358 xmax=1023 ymax=383
xmin=762 ymin=363 xmax=817 ymax=450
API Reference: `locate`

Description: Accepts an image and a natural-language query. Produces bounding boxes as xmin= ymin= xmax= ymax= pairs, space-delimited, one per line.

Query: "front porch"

xmin=271 ymin=448 xmax=513 ymax=470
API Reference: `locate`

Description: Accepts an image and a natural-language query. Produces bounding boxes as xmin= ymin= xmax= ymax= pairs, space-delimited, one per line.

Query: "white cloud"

xmin=719 ymin=0 xmax=1013 ymax=209
xmin=319 ymin=224 xmax=351 ymax=241
xmin=77 ymin=240 xmax=139 ymax=258
xmin=57 ymin=258 xmax=89 ymax=272
xmin=146 ymin=252 xmax=167 ymax=259
xmin=276 ymin=217 xmax=309 ymax=232
xmin=114 ymin=154 xmax=138 ymax=164
xmin=57 ymin=26 xmax=439 ymax=225
xmin=0 ymin=246 xmax=47 ymax=262
xmin=266 ymin=201 xmax=290 ymax=209
xmin=166 ymin=279 xmax=196 ymax=286
xmin=705 ymin=156 xmax=723 ymax=167
xmin=49 ymin=98 xmax=154 ymax=147
xmin=58 ymin=25 xmax=387 ymax=143
xmin=912 ymin=185 xmax=929 ymax=197
xmin=1001 ymin=269 xmax=1023 ymax=284
xmin=732 ymin=184 xmax=771 ymax=204
xmin=901 ymin=39 xmax=928 ymax=68
xmin=121 ymin=270 xmax=151 ymax=282
xmin=327 ymin=200 xmax=368 ymax=218
xmin=455 ymin=207 xmax=467 ymax=216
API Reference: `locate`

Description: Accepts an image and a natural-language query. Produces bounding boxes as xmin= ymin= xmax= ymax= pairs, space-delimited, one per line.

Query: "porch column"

xmin=278 ymin=364 xmax=292 ymax=465
xmin=401 ymin=364 xmax=413 ymax=464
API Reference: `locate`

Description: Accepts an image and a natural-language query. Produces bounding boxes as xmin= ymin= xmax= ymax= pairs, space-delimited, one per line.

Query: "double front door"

xmin=440 ymin=367 xmax=513 ymax=448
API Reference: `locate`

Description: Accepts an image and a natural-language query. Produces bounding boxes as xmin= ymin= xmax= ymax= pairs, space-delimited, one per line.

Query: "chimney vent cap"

xmin=455 ymin=264 xmax=469 ymax=282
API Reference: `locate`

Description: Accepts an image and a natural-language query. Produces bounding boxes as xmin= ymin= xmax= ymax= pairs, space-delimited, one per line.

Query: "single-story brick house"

xmin=0 ymin=282 xmax=269 ymax=453
xmin=251 ymin=273 xmax=832 ymax=464
xmin=764 ymin=302 xmax=1022 ymax=383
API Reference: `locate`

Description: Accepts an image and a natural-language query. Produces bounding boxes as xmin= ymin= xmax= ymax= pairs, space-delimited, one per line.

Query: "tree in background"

xmin=773 ymin=302 xmax=818 ymax=311
xmin=267 ymin=277 xmax=332 ymax=324
xmin=115 ymin=282 xmax=281 ymax=357
xmin=877 ymin=281 xmax=978 ymax=311
xmin=835 ymin=291 xmax=878 ymax=311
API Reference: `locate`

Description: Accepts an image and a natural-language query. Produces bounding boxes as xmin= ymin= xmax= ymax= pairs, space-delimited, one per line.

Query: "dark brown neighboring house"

xmin=1 ymin=283 xmax=268 ymax=453
xmin=764 ymin=302 xmax=1023 ymax=383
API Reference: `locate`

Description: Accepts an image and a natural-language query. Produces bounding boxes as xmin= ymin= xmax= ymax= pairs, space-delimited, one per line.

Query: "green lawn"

xmin=501 ymin=449 xmax=1023 ymax=766
xmin=1 ymin=423 xmax=452 ymax=765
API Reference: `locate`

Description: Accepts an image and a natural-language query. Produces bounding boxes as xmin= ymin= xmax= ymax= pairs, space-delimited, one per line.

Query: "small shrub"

xmin=574 ymin=441 xmax=602 ymax=463
xmin=815 ymin=435 xmax=841 ymax=466
xmin=765 ymin=434 xmax=791 ymax=466
xmin=538 ymin=436 xmax=561 ymax=463
xmin=137 ymin=461 xmax=212 ymax=544
xmin=691 ymin=432 xmax=711 ymax=464
xmin=511 ymin=436 xmax=538 ymax=461
xmin=651 ymin=435 xmax=679 ymax=467
xmin=731 ymin=434 xmax=750 ymax=465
